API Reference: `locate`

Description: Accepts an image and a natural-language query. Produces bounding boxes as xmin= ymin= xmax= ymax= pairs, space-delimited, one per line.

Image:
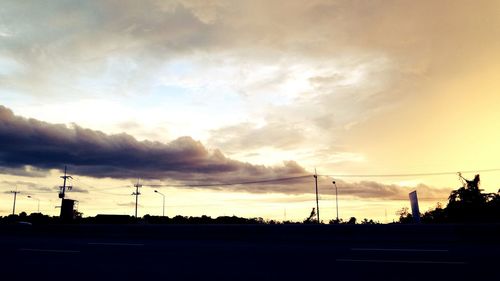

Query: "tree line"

xmin=398 ymin=174 xmax=500 ymax=223
xmin=2 ymin=174 xmax=498 ymax=225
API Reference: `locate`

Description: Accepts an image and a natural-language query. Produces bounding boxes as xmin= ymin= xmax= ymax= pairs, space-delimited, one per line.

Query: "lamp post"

xmin=332 ymin=181 xmax=339 ymax=222
xmin=27 ymin=195 xmax=40 ymax=213
xmin=314 ymin=170 xmax=320 ymax=224
xmin=154 ymin=190 xmax=165 ymax=217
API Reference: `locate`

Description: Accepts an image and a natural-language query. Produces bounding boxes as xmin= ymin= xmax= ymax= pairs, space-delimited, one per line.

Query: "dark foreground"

xmin=0 ymin=223 xmax=499 ymax=281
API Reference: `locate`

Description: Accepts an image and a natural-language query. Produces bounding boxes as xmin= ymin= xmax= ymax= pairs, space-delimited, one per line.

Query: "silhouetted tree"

xmin=19 ymin=212 xmax=27 ymax=219
xmin=448 ymin=174 xmax=490 ymax=222
xmin=421 ymin=202 xmax=447 ymax=223
xmin=396 ymin=207 xmax=413 ymax=223
xmin=404 ymin=174 xmax=500 ymax=223
xmin=303 ymin=208 xmax=317 ymax=224
xmin=361 ymin=218 xmax=378 ymax=224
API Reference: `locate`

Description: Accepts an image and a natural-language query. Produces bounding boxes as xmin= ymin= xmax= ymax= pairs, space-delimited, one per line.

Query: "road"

xmin=0 ymin=224 xmax=499 ymax=280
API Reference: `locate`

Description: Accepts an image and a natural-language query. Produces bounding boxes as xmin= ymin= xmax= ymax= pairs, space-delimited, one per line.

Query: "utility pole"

xmin=132 ymin=182 xmax=142 ymax=218
xmin=314 ymin=169 xmax=320 ymax=224
xmin=11 ymin=189 xmax=20 ymax=215
xmin=332 ymin=181 xmax=339 ymax=222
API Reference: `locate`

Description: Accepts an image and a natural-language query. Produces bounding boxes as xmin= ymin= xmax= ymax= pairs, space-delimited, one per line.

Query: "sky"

xmin=1 ymin=0 xmax=500 ymax=222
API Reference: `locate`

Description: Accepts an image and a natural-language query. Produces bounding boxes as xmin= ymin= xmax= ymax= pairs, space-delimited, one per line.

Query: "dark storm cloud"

xmin=0 ymin=180 xmax=51 ymax=192
xmin=236 ymin=177 xmax=451 ymax=200
xmin=67 ymin=186 xmax=89 ymax=194
xmin=0 ymin=106 xmax=452 ymax=200
xmin=0 ymin=105 xmax=308 ymax=182
xmin=117 ymin=202 xmax=143 ymax=208
xmin=324 ymin=180 xmax=452 ymax=201
xmin=0 ymin=166 xmax=48 ymax=177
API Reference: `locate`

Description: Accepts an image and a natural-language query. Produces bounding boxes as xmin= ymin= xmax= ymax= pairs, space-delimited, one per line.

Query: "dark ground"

xmin=0 ymin=223 xmax=499 ymax=280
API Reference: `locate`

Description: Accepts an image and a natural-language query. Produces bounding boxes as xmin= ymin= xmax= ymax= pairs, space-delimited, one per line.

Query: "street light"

xmin=332 ymin=181 xmax=339 ymax=222
xmin=154 ymin=190 xmax=165 ymax=217
xmin=27 ymin=195 xmax=40 ymax=213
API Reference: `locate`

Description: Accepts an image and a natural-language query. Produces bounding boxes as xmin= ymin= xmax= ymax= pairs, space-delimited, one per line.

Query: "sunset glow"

xmin=2 ymin=0 xmax=500 ymax=222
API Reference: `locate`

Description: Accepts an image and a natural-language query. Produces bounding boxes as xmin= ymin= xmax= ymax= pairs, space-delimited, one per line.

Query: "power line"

xmin=319 ymin=168 xmax=500 ymax=178
xmin=25 ymin=189 xmax=57 ymax=194
xmin=140 ymin=168 xmax=499 ymax=189
xmin=59 ymin=168 xmax=500 ymax=192
xmin=92 ymin=190 xmax=131 ymax=196
xmin=143 ymin=175 xmax=311 ymax=188
xmin=72 ymin=177 xmax=130 ymax=190
xmin=16 ymin=168 xmax=499 ymax=200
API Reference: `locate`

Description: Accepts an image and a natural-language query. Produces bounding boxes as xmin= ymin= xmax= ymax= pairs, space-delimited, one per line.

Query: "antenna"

xmin=59 ymin=165 xmax=73 ymax=199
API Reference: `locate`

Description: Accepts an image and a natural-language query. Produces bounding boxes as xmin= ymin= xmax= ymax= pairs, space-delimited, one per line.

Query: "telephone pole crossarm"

xmin=132 ymin=182 xmax=142 ymax=218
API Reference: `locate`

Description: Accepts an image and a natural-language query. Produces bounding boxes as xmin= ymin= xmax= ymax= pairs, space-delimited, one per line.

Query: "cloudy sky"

xmin=1 ymin=0 xmax=500 ymax=222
